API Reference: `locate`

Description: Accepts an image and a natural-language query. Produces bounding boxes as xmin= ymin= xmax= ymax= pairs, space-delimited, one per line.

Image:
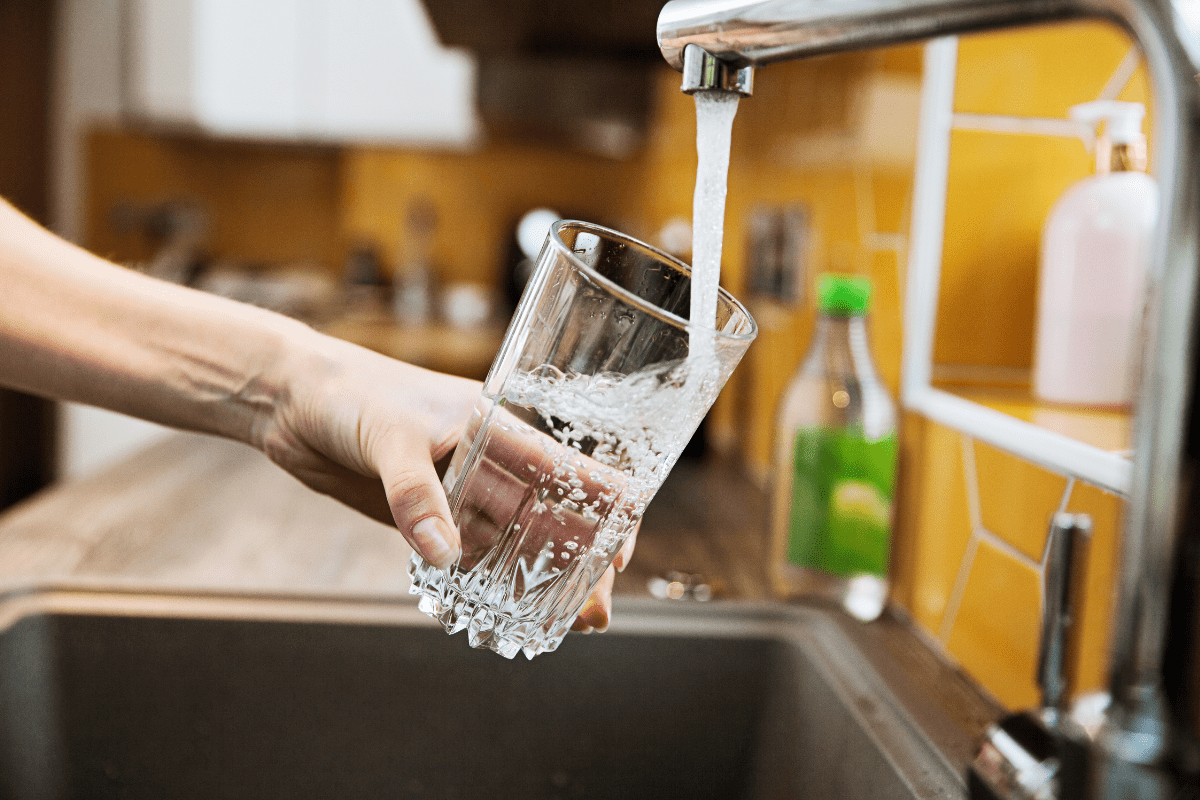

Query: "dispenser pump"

xmin=1070 ymin=100 xmax=1147 ymax=174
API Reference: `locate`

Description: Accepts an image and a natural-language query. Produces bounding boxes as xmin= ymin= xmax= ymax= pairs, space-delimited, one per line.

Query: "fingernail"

xmin=412 ymin=517 xmax=457 ymax=569
xmin=578 ymin=597 xmax=609 ymax=633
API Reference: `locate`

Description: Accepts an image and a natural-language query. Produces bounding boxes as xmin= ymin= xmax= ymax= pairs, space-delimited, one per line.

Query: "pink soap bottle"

xmin=1033 ymin=100 xmax=1158 ymax=407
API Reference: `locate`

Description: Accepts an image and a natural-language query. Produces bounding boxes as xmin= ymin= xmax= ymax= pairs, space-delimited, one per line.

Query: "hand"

xmin=255 ymin=335 xmax=475 ymax=566
xmin=447 ymin=400 xmax=642 ymax=634
xmin=253 ymin=332 xmax=633 ymax=630
xmin=573 ymin=527 xmax=637 ymax=633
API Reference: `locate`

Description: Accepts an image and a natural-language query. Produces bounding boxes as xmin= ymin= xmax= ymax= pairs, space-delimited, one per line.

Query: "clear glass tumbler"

xmin=408 ymin=220 xmax=757 ymax=658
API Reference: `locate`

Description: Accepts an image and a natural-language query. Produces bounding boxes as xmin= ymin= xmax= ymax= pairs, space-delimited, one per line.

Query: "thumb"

xmin=379 ymin=446 xmax=461 ymax=569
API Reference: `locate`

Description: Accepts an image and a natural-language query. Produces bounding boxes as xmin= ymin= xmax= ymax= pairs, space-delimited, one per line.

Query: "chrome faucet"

xmin=657 ymin=1 xmax=1200 ymax=797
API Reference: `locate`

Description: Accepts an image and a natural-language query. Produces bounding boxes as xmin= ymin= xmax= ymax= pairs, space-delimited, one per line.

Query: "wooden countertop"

xmin=0 ymin=434 xmax=409 ymax=597
xmin=0 ymin=433 xmax=771 ymax=602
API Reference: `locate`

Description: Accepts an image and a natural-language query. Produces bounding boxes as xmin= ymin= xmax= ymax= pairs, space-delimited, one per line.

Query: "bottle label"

xmin=787 ymin=426 xmax=898 ymax=577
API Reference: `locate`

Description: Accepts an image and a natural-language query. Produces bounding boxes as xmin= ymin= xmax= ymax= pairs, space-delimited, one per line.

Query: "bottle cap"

xmin=817 ymin=273 xmax=872 ymax=315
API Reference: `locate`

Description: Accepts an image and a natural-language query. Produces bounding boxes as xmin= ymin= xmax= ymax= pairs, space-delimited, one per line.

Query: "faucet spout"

xmin=657 ymin=0 xmax=1200 ymax=795
xmin=680 ymin=43 xmax=755 ymax=96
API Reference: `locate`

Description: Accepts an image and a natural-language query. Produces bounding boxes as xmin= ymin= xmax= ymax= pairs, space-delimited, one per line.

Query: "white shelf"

xmin=908 ymin=387 xmax=1131 ymax=495
xmin=901 ymin=38 xmax=1132 ymax=497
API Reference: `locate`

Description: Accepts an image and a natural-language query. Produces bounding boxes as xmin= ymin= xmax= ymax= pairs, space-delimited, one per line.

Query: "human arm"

xmin=0 ymin=198 xmax=627 ymax=629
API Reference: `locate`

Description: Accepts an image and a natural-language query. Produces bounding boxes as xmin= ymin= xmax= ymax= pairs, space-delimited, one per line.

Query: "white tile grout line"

xmin=854 ymin=165 xmax=878 ymax=246
xmin=1056 ymin=477 xmax=1076 ymax=516
xmin=939 ymin=435 xmax=1063 ymax=643
xmin=962 ymin=433 xmax=983 ymax=531
xmin=1039 ymin=477 xmax=1077 ymax=570
xmin=978 ymin=527 xmax=1043 ymax=572
xmin=939 ymin=433 xmax=982 ymax=643
xmin=939 ymin=533 xmax=979 ymax=644
xmin=1015 ymin=476 xmax=1071 ymax=591
xmin=1031 ymin=477 xmax=1078 ymax=627
xmin=853 ymin=157 xmax=911 ymax=308
xmin=868 ymin=232 xmax=908 ymax=251
xmin=853 ymin=165 xmax=909 ymax=303
xmin=1032 ymin=474 xmax=1080 ymax=575
xmin=1099 ymin=46 xmax=1141 ymax=102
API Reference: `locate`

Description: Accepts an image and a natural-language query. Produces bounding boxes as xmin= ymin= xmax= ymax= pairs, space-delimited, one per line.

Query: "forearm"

xmin=0 ymin=198 xmax=316 ymax=445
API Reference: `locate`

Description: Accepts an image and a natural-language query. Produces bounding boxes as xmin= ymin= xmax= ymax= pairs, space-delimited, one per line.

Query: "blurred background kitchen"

xmin=0 ymin=1 xmax=1151 ymax=712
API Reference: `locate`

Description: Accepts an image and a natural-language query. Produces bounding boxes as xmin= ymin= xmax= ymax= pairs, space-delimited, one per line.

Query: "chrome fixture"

xmin=657 ymin=1 xmax=1200 ymax=797
xmin=680 ymin=43 xmax=754 ymax=95
xmin=1038 ymin=514 xmax=1093 ymax=726
xmin=971 ymin=514 xmax=1095 ymax=800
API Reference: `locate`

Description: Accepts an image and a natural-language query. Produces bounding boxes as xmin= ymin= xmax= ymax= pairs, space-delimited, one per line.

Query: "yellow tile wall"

xmin=895 ymin=422 xmax=1125 ymax=709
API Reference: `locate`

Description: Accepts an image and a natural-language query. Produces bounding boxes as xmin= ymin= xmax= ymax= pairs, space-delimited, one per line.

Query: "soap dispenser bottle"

xmin=1033 ymin=100 xmax=1158 ymax=407
xmin=769 ymin=274 xmax=898 ymax=622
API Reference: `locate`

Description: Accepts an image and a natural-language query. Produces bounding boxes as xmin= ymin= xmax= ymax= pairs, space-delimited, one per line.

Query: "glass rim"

xmin=548 ymin=219 xmax=758 ymax=342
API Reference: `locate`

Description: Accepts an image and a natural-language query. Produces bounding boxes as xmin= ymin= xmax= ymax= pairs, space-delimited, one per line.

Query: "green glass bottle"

xmin=770 ymin=274 xmax=898 ymax=621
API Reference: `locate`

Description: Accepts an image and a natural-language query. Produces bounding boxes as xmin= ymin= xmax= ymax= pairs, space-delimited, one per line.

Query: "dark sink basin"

xmin=0 ymin=589 xmax=969 ymax=799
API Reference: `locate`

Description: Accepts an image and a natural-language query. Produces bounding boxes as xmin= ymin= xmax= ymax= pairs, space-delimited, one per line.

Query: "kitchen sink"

xmin=0 ymin=588 xmax=975 ymax=799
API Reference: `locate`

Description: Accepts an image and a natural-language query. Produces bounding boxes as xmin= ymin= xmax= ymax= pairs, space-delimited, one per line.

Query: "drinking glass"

xmin=408 ymin=220 xmax=757 ymax=658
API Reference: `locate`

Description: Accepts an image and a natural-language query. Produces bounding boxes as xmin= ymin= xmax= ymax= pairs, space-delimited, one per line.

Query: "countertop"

xmin=0 ymin=432 xmax=771 ymax=602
